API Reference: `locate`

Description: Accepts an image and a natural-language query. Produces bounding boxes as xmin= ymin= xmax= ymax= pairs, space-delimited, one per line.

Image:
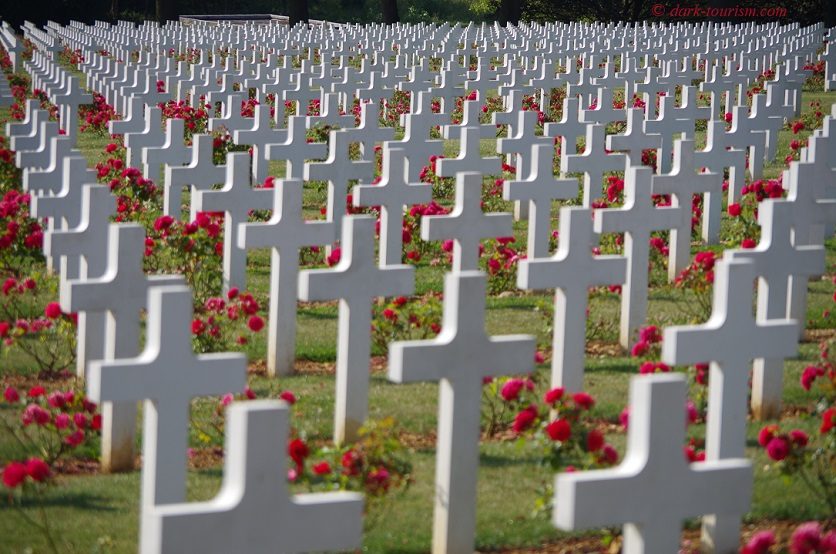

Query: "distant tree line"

xmin=0 ymin=0 xmax=828 ymax=38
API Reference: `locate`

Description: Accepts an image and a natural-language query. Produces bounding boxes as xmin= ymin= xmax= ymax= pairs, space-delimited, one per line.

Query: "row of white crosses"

xmin=5 ymin=19 xmax=836 ymax=554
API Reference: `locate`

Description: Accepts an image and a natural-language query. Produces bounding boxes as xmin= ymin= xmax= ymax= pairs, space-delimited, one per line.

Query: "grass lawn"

xmin=0 ymin=70 xmax=833 ymax=553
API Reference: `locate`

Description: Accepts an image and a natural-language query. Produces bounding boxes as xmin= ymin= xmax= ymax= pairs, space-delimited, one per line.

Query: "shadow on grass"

xmin=0 ymin=492 xmax=117 ymax=512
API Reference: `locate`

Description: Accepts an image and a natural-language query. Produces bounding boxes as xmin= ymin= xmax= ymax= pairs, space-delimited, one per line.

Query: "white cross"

xmin=389 ymin=271 xmax=535 ymax=554
xmin=643 ymin=95 xmax=694 ymax=174
xmin=784 ymin=154 xmax=836 ymax=330
xmin=164 ymin=134 xmax=227 ymax=220
xmin=348 ymin=101 xmax=395 ymax=160
xmin=299 ymin=216 xmax=413 ymax=444
xmin=518 ymin=207 xmax=627 ymax=392
xmin=238 ymin=179 xmax=335 ymax=377
xmin=306 ymin=128 xmax=375 ymax=244
xmin=44 ymin=184 xmax=113 ymax=378
xmin=61 ymin=224 xmax=183 ymax=473
xmin=580 ymin=87 xmax=623 ymax=127
xmin=726 ymin=103 xmax=768 ymax=181
xmin=729 ymin=200 xmax=825 ymax=419
xmin=652 ymin=139 xmax=723 ymax=280
xmin=234 ymin=103 xmax=287 ymax=184
xmin=594 ymin=166 xmax=682 ymax=348
xmin=436 ymin=125 xmax=502 ymax=178
xmin=354 ymin=145 xmax=433 ymax=265
xmin=30 ymin=155 xmax=94 ymax=231
xmin=22 ymin=137 xmax=75 ymax=196
xmin=143 ymin=400 xmax=363 ymax=554
xmin=397 ymin=90 xmax=446 ymax=182
xmin=497 ymin=109 xmax=552 ymax=182
xmin=423 ymin=171 xmax=513 ymax=272
xmin=208 ymin=93 xmax=254 ymax=135
xmin=555 ymin=373 xmax=753 ymax=554
xmin=693 ymin=120 xmax=747 ymax=234
xmin=52 ymin=75 xmax=92 ymax=142
xmin=662 ymin=258 xmax=798 ymax=552
xmin=266 ymin=115 xmax=328 ymax=179
xmin=503 ymin=144 xmax=577 ymax=258
xmin=561 ymin=124 xmax=627 ymax=208
xmin=192 ymin=152 xmax=274 ymax=292
xmin=606 ymin=108 xmax=661 ymax=167
xmin=143 ymin=117 xmax=190 ymax=182
xmin=544 ymin=96 xmax=586 ymax=156
xmin=125 ymin=107 xmax=165 ymax=168
xmin=88 ymin=285 xmax=246 ymax=507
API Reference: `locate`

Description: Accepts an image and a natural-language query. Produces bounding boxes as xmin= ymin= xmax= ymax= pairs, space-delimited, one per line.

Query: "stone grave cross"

xmin=88 ymin=285 xmax=246 ymax=507
xmin=652 ymin=139 xmax=723 ymax=280
xmin=662 ymin=259 xmax=799 ymax=552
xmin=305 ymin=128 xmax=375 ymax=245
xmin=606 ymin=108 xmax=661 ymax=167
xmin=299 ymin=216 xmax=413 ymax=444
xmin=502 ymin=144 xmax=578 ymax=259
xmin=554 ymin=374 xmax=753 ymax=554
xmin=143 ymin=400 xmax=363 ymax=554
xmin=729 ymin=200 xmax=824 ymax=419
xmin=237 ymin=179 xmax=335 ymax=377
xmin=164 ymin=134 xmax=227 ymax=220
xmin=192 ymin=152 xmax=274 ymax=292
xmin=594 ymin=166 xmax=682 ymax=348
xmin=266 ymin=115 xmax=328 ymax=179
xmin=422 ymin=172 xmax=513 ymax=272
xmin=389 ymin=271 xmax=535 ymax=554
xmin=518 ymin=207 xmax=627 ymax=392
xmin=353 ymin=145 xmax=433 ymax=265
xmin=436 ymin=125 xmax=502 ymax=178
xmin=561 ymin=124 xmax=627 ymax=207
xmin=60 ymin=224 xmax=184 ymax=472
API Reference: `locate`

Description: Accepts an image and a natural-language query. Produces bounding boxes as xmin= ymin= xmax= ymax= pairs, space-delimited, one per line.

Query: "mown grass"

xmin=0 ymin=85 xmax=833 ymax=552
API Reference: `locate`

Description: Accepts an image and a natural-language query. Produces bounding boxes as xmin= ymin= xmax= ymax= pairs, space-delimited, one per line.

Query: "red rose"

xmin=572 ymin=392 xmax=595 ymax=410
xmin=288 ymin=438 xmax=309 ymax=469
xmin=546 ymin=419 xmax=571 ymax=442
xmin=512 ymin=405 xmax=538 ymax=433
xmin=500 ymin=379 xmax=525 ymax=402
xmin=727 ymin=203 xmax=742 ymax=217
xmin=586 ymin=429 xmax=604 ymax=452
xmin=543 ymin=387 xmax=564 ymax=405
xmin=2 ymin=461 xmax=28 ymax=488
xmin=4 ymin=386 xmax=19 ymax=403
xmin=279 ymin=391 xmax=297 ymax=405
xmin=247 ymin=315 xmax=265 ymax=332
xmin=25 ymin=458 xmax=50 ymax=482
xmin=44 ymin=302 xmax=61 ymax=319
xmin=766 ymin=437 xmax=789 ymax=461
xmin=312 ymin=462 xmax=332 ymax=475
